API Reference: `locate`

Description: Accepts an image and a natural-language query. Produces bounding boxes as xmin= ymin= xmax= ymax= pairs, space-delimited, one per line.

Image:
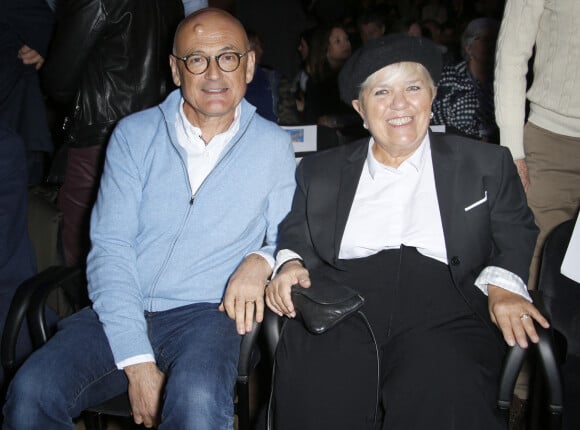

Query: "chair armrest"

xmin=27 ymin=266 xmax=84 ymax=348
xmin=237 ymin=320 xmax=262 ymax=383
xmin=529 ymin=291 xmax=564 ymax=413
xmin=1 ymin=266 xmax=73 ymax=378
xmin=535 ymin=321 xmax=564 ymax=414
xmin=263 ymin=308 xmax=284 ymax=362
xmin=497 ymin=291 xmax=563 ymax=414
xmin=497 ymin=342 xmax=528 ymax=410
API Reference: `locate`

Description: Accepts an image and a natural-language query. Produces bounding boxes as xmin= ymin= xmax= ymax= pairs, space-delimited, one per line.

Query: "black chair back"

xmin=536 ymin=219 xmax=580 ymax=430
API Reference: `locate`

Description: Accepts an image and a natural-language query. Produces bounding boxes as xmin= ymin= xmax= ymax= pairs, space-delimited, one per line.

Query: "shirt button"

xmin=451 ymin=256 xmax=461 ymax=266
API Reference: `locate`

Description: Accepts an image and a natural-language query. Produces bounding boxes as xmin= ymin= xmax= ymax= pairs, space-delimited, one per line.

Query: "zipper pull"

xmin=190 ymin=195 xmax=194 ymax=205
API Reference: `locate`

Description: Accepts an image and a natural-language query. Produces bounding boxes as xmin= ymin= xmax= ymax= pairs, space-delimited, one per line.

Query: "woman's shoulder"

xmin=434 ymin=133 xmax=510 ymax=160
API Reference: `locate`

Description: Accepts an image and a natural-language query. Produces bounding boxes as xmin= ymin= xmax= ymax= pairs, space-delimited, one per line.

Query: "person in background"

xmin=41 ymin=0 xmax=183 ymax=268
xmin=392 ymin=18 xmax=424 ymax=38
xmin=0 ymin=123 xmax=37 ymax=391
xmin=357 ymin=10 xmax=386 ymax=44
xmin=3 ymin=8 xmax=296 ymax=429
xmin=431 ymin=18 xmax=500 ymax=142
xmin=495 ymin=4 xmax=580 ymax=426
xmin=235 ymin=0 xmax=308 ymax=85
xmin=0 ymin=0 xmax=54 ymax=185
xmin=421 ymin=0 xmax=449 ymax=24
xmin=182 ymin=0 xmax=207 ymax=15
xmin=275 ymin=27 xmax=316 ymax=126
xmin=495 ymin=0 xmax=580 ymax=292
xmin=302 ymin=24 xmax=354 ymax=128
xmin=396 ymin=0 xmax=423 ymax=23
xmin=292 ymin=27 xmax=315 ymax=118
xmin=421 ymin=18 xmax=457 ymax=66
xmin=245 ymin=30 xmax=280 ymax=122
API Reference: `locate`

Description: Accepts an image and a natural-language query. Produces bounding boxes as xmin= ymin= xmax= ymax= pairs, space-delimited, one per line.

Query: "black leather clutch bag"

xmin=291 ymin=282 xmax=365 ymax=334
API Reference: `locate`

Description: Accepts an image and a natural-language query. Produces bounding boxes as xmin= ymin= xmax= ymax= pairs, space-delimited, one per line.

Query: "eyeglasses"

xmin=172 ymin=50 xmax=250 ymax=75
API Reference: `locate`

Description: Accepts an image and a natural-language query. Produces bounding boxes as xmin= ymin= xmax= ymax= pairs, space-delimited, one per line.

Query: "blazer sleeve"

xmin=276 ymin=160 xmax=323 ymax=268
xmin=486 ymin=147 xmax=538 ymax=282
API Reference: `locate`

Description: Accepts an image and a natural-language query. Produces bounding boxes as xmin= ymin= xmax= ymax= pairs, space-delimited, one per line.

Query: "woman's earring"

xmin=430 ymin=112 xmax=434 ymax=119
xmin=363 ymin=123 xmax=368 ymax=129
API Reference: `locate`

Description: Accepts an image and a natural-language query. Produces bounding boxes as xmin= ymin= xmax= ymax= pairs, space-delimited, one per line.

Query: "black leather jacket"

xmin=42 ymin=0 xmax=183 ymax=148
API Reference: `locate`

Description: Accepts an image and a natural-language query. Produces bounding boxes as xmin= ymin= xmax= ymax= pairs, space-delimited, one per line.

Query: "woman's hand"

xmin=265 ymin=260 xmax=310 ymax=318
xmin=487 ymin=285 xmax=550 ymax=348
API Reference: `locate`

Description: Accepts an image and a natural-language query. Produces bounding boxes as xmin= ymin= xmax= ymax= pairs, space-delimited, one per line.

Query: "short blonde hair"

xmin=358 ymin=61 xmax=436 ymax=101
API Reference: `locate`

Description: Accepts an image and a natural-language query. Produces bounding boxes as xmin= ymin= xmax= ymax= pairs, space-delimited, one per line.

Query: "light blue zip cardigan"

xmin=87 ymin=89 xmax=296 ymax=363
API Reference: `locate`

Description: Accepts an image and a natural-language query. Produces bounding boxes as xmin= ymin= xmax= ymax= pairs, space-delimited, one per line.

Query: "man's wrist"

xmin=123 ymin=361 xmax=158 ymax=378
xmin=244 ymin=252 xmax=274 ymax=281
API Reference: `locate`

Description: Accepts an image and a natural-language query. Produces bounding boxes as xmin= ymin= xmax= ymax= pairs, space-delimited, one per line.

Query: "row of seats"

xmin=2 ymin=181 xmax=578 ymax=429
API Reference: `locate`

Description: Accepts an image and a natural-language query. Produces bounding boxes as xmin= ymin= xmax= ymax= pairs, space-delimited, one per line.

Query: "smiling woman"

xmin=264 ymin=33 xmax=544 ymax=430
xmin=352 ymin=62 xmax=436 ymax=167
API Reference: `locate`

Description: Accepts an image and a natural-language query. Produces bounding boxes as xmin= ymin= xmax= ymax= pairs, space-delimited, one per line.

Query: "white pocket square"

xmin=464 ymin=191 xmax=488 ymax=212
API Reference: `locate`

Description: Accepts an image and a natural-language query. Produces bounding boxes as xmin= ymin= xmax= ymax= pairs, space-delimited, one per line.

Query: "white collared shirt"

xmin=175 ymin=99 xmax=240 ymax=195
xmin=339 ymin=135 xmax=447 ymax=262
xmin=174 ymin=99 xmax=273 ymax=268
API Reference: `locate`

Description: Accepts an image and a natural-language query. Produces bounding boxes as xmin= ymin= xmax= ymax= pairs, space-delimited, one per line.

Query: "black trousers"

xmin=273 ymin=247 xmax=507 ymax=430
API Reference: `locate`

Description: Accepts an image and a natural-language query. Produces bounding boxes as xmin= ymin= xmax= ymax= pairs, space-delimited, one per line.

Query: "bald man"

xmin=2 ymin=9 xmax=296 ymax=429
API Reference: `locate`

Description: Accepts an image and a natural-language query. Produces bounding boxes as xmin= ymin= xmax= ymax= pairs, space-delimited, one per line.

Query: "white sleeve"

xmin=474 ymin=266 xmax=532 ymax=302
xmin=272 ymin=249 xmax=303 ymax=276
xmin=494 ymin=0 xmax=544 ymax=159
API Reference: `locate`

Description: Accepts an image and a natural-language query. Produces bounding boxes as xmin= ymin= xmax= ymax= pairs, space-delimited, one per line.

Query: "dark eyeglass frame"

xmin=171 ymin=50 xmax=251 ymax=75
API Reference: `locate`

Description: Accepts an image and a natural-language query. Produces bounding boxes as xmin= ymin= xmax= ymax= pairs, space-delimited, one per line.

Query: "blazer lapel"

xmin=333 ymin=142 xmax=368 ymax=263
xmin=430 ymin=133 xmax=460 ymax=246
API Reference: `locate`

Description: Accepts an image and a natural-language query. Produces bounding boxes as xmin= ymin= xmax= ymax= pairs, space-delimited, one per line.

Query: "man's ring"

xmin=520 ymin=313 xmax=530 ymax=321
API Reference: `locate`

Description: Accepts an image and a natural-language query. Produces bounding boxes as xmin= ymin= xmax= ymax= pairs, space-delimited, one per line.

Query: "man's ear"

xmin=245 ymin=50 xmax=256 ymax=84
xmin=169 ymin=55 xmax=181 ymax=87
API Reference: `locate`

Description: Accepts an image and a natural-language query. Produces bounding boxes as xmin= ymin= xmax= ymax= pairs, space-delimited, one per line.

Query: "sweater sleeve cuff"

xmin=499 ymin=127 xmax=525 ymax=159
xmin=116 ymin=354 xmax=156 ymax=370
xmin=247 ymin=251 xmax=275 ymax=270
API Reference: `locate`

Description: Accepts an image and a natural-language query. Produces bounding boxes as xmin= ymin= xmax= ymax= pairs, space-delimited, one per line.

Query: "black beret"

xmin=338 ymin=34 xmax=443 ymax=104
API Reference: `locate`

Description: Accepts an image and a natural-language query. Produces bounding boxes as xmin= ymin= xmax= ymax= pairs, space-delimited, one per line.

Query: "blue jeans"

xmin=2 ymin=303 xmax=241 ymax=430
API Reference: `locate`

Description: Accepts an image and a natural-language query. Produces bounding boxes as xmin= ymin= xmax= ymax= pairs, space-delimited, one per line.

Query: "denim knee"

xmin=3 ymin=362 xmax=75 ymax=430
xmin=160 ymin=366 xmax=236 ymax=430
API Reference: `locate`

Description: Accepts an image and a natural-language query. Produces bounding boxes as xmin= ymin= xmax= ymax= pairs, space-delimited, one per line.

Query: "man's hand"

xmin=124 ymin=362 xmax=166 ymax=428
xmin=514 ymin=159 xmax=530 ymax=192
xmin=488 ymin=285 xmax=549 ymax=348
xmin=18 ymin=45 xmax=44 ymax=70
xmin=219 ymin=254 xmax=272 ymax=335
xmin=265 ymin=260 xmax=310 ymax=318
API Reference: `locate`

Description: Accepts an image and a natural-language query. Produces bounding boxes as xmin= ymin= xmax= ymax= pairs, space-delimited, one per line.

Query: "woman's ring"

xmin=520 ymin=313 xmax=530 ymax=321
